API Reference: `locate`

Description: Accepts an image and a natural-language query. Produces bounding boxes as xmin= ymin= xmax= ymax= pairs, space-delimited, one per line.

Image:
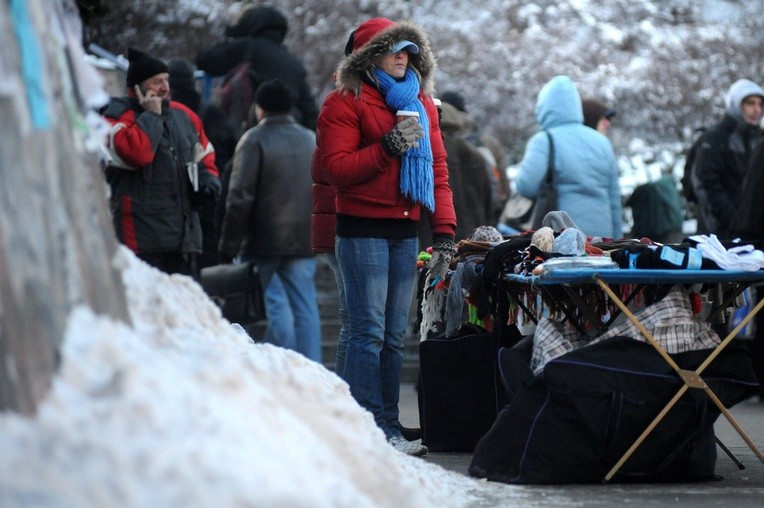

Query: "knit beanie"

xmin=542 ymin=210 xmax=579 ymax=232
xmin=468 ymin=225 xmax=503 ymax=243
xmin=255 ymin=78 xmax=292 ymax=113
xmin=725 ymin=79 xmax=764 ymax=121
xmin=167 ymin=58 xmax=200 ymax=111
xmin=439 ymin=101 xmax=463 ymax=134
xmin=440 ymin=90 xmax=468 ymax=113
xmin=126 ymin=47 xmax=168 ymax=87
xmin=553 ymin=228 xmax=586 ymax=256
xmin=167 ymin=58 xmax=195 ymax=92
xmin=581 ymin=98 xmax=615 ymax=130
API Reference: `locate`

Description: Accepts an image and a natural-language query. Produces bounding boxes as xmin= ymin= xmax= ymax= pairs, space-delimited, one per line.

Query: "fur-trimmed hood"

xmin=335 ymin=20 xmax=437 ymax=96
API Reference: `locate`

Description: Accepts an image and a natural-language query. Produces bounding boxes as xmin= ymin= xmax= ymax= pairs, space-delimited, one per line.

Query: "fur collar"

xmin=335 ymin=21 xmax=436 ymax=96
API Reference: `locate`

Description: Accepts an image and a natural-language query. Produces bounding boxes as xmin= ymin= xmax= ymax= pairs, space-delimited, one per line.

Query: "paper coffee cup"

xmin=396 ymin=110 xmax=420 ymax=123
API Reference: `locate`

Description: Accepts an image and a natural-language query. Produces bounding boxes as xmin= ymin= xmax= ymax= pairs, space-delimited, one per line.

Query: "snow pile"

xmin=0 ymin=247 xmax=502 ymax=507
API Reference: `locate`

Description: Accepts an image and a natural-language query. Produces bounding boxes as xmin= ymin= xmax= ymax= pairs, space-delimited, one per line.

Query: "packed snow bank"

xmin=0 ymin=247 xmax=512 ymax=507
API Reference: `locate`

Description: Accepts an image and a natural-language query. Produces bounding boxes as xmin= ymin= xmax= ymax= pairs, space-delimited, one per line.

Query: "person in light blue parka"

xmin=516 ymin=75 xmax=622 ymax=238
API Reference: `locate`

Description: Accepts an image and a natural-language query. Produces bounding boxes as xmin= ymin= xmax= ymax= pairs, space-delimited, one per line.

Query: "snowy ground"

xmin=0 ymin=247 xmax=532 ymax=507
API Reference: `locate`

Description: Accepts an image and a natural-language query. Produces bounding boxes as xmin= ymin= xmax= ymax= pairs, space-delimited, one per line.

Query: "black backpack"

xmin=681 ymin=127 xmax=706 ymax=204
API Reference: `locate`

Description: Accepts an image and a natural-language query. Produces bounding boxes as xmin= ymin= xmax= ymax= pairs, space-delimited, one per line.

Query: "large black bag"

xmin=468 ymin=336 xmax=758 ymax=484
xmin=199 ymin=262 xmax=266 ymax=324
xmin=418 ymin=323 xmax=518 ymax=452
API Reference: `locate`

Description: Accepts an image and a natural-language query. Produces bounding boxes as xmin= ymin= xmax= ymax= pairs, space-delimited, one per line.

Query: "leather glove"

xmin=425 ymin=237 xmax=456 ymax=291
xmin=381 ymin=117 xmax=425 ymax=156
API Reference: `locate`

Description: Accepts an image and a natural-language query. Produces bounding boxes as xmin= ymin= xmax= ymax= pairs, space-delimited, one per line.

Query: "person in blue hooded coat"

xmin=515 ymin=75 xmax=622 ymax=239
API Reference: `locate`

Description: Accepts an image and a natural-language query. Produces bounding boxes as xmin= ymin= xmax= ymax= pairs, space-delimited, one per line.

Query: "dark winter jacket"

xmin=218 ymin=114 xmax=316 ymax=259
xmin=103 ymin=97 xmax=219 ymax=255
xmin=315 ymin=21 xmax=456 ymax=239
xmin=691 ymin=113 xmax=761 ymax=238
xmin=438 ymin=101 xmax=494 ymax=241
xmin=195 ymin=6 xmax=318 ymax=130
xmin=731 ymin=139 xmax=764 ymax=243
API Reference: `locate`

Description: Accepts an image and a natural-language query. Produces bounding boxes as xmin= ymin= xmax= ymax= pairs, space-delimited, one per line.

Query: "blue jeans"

xmin=337 ymin=236 xmax=418 ymax=438
xmin=324 ymin=252 xmax=350 ymax=377
xmin=263 ymin=275 xmax=294 ymax=346
xmin=250 ymin=256 xmax=322 ymax=362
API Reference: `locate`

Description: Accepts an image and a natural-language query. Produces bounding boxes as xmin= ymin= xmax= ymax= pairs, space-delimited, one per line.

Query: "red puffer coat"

xmin=316 ymin=83 xmax=456 ymax=238
xmin=314 ymin=19 xmax=456 ymax=240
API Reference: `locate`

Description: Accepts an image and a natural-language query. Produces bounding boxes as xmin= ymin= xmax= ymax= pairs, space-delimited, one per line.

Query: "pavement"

xmin=398 ymin=382 xmax=764 ymax=506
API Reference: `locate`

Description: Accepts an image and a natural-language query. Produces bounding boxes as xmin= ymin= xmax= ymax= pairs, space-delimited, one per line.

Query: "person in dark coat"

xmin=195 ymin=4 xmax=319 ymax=131
xmin=731 ymin=140 xmax=764 ymax=400
xmin=102 ymin=48 xmax=220 ymax=276
xmin=168 ymin=58 xmax=238 ymax=269
xmin=219 ymin=79 xmax=321 ymax=362
xmin=691 ymin=78 xmax=763 ymax=239
xmin=440 ymin=90 xmax=508 ymax=222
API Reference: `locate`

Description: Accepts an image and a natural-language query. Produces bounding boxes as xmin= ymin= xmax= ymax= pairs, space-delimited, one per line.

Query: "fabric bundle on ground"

xmin=468 ymin=336 xmax=757 ymax=484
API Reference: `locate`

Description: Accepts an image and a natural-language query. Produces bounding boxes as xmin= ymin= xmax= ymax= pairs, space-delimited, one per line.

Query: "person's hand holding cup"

xmin=381 ymin=110 xmax=425 ymax=156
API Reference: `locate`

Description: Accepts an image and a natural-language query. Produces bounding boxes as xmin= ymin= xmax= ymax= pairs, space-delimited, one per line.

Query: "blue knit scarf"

xmin=374 ymin=67 xmax=434 ymax=212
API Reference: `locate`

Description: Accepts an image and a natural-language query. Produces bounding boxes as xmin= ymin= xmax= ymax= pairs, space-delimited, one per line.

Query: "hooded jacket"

xmin=315 ymin=19 xmax=456 ymax=239
xmin=516 ymin=76 xmax=622 ymax=238
xmin=195 ymin=6 xmax=318 ymax=130
xmin=691 ymin=79 xmax=764 ymax=238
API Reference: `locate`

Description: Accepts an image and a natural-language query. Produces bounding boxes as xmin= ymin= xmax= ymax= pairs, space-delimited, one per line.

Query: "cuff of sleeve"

xmin=432 ymin=233 xmax=455 ymax=245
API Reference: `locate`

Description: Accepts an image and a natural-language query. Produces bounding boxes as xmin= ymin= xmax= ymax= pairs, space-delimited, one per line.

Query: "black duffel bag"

xmin=199 ymin=262 xmax=266 ymax=324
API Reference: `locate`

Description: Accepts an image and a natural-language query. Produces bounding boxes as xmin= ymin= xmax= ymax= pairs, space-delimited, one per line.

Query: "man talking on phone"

xmin=102 ymin=48 xmax=220 ymax=276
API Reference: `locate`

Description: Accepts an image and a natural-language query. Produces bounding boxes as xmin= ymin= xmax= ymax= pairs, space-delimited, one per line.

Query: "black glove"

xmin=204 ymin=175 xmax=222 ymax=199
xmin=425 ymin=236 xmax=456 ymax=290
xmin=190 ymin=176 xmax=221 ymax=208
xmin=381 ymin=117 xmax=425 ymax=156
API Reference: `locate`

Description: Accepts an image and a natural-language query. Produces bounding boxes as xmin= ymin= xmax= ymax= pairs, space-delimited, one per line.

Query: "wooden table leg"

xmin=595 ymin=276 xmax=764 ymax=482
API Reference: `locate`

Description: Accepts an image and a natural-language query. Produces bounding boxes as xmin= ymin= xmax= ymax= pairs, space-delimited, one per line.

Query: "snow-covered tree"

xmin=82 ymin=0 xmax=764 ymax=163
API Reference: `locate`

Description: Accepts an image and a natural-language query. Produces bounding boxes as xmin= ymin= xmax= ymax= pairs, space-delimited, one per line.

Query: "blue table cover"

xmin=505 ymin=269 xmax=764 ymax=286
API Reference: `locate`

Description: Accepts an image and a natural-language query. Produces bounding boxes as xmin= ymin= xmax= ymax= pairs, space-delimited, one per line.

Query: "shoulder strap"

xmin=544 ymin=131 xmax=555 ymax=183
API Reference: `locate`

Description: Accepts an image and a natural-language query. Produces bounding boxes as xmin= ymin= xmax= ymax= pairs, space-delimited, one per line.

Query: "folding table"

xmin=502 ymin=268 xmax=764 ymax=482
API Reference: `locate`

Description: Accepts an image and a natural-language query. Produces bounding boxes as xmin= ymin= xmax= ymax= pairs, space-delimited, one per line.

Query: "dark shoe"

xmin=399 ymin=425 xmax=423 ymax=441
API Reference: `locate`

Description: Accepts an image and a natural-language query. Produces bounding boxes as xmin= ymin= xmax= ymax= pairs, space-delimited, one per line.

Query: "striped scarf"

xmin=374 ymin=68 xmax=434 ymax=212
